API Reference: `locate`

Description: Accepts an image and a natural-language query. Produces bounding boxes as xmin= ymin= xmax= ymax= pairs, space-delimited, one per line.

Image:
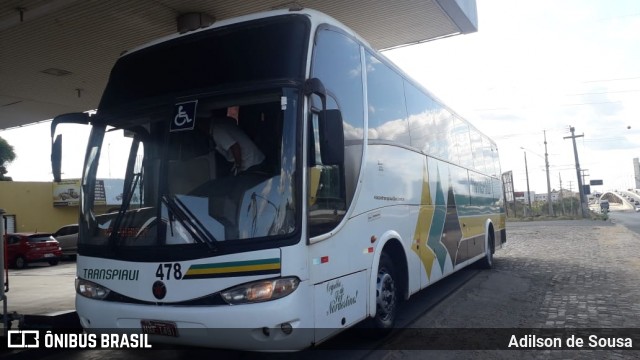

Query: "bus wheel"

xmin=478 ymin=232 xmax=494 ymax=269
xmin=373 ymin=253 xmax=397 ymax=331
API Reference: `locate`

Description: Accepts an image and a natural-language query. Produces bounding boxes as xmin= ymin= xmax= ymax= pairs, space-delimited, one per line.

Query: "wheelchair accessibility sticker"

xmin=171 ymin=100 xmax=198 ymax=132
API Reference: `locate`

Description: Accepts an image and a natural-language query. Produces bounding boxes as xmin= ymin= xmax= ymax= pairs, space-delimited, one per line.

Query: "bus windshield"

xmin=79 ymin=89 xmax=299 ymax=258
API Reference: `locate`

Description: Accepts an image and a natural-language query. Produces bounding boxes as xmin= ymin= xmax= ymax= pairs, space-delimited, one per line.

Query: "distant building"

xmin=634 ymin=158 xmax=640 ymax=189
xmin=534 ymin=190 xmax=577 ymax=203
xmin=514 ymin=191 xmax=535 ymax=204
xmin=534 ymin=194 xmax=544 ymax=202
xmin=0 ymin=181 xmax=114 ymax=233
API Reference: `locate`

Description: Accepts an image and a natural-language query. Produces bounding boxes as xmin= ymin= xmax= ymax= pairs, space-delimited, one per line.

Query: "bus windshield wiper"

xmin=107 ymin=133 xmax=143 ymax=248
xmin=108 ymin=172 xmax=141 ymax=247
xmin=162 ymin=195 xmax=218 ymax=252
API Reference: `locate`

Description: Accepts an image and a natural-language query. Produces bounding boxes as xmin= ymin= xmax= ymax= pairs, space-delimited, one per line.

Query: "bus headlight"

xmin=221 ymin=277 xmax=300 ymax=304
xmin=76 ymin=278 xmax=111 ymax=300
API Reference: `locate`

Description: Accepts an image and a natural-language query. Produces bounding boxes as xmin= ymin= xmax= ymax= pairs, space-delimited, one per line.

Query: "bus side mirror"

xmin=318 ymin=109 xmax=344 ymax=166
xmin=52 ymin=135 xmax=62 ymax=183
xmin=304 ymin=78 xmax=327 ymax=111
xmin=51 ymin=112 xmax=90 ymax=182
xmin=305 ymin=78 xmax=344 ymax=166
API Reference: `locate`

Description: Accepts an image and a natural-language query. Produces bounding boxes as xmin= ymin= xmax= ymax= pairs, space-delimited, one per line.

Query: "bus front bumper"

xmin=75 ymin=283 xmax=314 ymax=351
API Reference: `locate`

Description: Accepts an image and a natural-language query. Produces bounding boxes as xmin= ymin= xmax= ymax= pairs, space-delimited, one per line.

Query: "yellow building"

xmin=0 ymin=181 xmax=109 ymax=233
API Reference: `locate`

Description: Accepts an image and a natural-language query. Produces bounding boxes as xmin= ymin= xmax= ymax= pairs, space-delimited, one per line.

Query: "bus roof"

xmin=120 ymin=8 xmax=370 ymax=59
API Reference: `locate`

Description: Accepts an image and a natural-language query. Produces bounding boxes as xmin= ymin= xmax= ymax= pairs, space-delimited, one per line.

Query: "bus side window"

xmin=308 ymin=111 xmax=346 ymax=237
xmin=309 ymin=27 xmax=364 ymax=238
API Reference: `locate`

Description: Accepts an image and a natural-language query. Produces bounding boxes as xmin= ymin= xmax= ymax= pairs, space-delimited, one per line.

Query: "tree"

xmin=0 ymin=136 xmax=16 ymax=181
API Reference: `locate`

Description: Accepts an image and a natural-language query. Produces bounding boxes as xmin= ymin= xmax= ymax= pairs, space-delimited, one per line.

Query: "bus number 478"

xmin=156 ymin=263 xmax=183 ymax=280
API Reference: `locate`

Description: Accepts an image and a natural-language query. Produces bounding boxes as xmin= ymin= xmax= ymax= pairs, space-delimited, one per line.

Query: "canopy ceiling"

xmin=0 ymin=0 xmax=477 ymax=130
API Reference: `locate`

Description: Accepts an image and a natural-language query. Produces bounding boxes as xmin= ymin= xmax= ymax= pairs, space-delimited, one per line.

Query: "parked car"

xmin=52 ymin=224 xmax=78 ymax=258
xmin=4 ymin=233 xmax=63 ymax=269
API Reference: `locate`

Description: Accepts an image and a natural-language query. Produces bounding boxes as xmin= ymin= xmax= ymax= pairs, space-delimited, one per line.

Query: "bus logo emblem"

xmin=171 ymin=100 xmax=198 ymax=132
xmin=152 ymin=281 xmax=167 ymax=300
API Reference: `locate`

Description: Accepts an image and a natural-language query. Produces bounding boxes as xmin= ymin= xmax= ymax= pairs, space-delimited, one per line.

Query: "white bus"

xmin=51 ymin=8 xmax=506 ymax=350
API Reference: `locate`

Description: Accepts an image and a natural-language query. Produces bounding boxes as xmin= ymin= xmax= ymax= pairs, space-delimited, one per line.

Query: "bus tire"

xmin=477 ymin=231 xmax=494 ymax=269
xmin=373 ymin=252 xmax=397 ymax=332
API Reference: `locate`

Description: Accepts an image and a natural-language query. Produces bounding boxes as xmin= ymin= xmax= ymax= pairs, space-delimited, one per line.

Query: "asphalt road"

xmin=608 ymin=210 xmax=640 ymax=235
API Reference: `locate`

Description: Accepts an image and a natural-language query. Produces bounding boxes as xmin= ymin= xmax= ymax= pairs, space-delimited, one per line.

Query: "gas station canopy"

xmin=0 ymin=0 xmax=477 ymax=130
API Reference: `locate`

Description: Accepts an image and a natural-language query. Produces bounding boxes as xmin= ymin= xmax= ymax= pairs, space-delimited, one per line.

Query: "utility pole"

xmin=521 ymin=148 xmax=532 ymax=216
xmin=581 ymin=169 xmax=590 ymax=206
xmin=568 ymin=181 xmax=574 ymax=215
xmin=581 ymin=169 xmax=589 ymax=186
xmin=564 ymin=126 xmax=587 ymax=218
xmin=544 ymin=131 xmax=554 ymax=216
xmin=559 ymin=173 xmax=565 ymax=215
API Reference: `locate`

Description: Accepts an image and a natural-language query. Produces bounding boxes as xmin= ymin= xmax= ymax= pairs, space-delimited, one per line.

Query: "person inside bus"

xmin=167 ymin=115 xmax=218 ymax=194
xmin=211 ymin=106 xmax=266 ymax=176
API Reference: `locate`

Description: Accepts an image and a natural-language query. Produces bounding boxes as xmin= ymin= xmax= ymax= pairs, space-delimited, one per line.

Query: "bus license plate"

xmin=141 ymin=320 xmax=178 ymax=337
xmin=44 ymin=253 xmax=53 ymax=258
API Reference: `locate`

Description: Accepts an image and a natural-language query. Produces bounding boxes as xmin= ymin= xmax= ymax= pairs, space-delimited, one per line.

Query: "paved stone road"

xmin=368 ymin=219 xmax=640 ymax=360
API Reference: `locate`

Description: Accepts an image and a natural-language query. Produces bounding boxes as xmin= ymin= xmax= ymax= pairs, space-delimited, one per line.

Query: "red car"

xmin=4 ymin=233 xmax=63 ymax=269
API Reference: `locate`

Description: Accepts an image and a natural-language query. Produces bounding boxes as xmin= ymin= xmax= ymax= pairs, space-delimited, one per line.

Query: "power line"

xmin=474 ymin=99 xmax=625 ymax=112
xmin=491 ymin=127 xmax=567 ymax=141
xmin=558 ymin=100 xmax=624 ymax=107
xmin=583 ymin=137 xmax=628 ymax=143
xmin=594 ymin=12 xmax=640 ymax=22
xmin=566 ymin=89 xmax=640 ymax=96
xmin=583 ymin=76 xmax=640 ymax=83
xmin=472 ymin=79 xmax=640 ymax=112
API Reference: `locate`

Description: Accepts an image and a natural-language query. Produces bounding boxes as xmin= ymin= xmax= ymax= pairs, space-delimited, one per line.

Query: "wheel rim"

xmin=15 ymin=257 xmax=25 ymax=268
xmin=376 ymin=270 xmax=396 ymax=322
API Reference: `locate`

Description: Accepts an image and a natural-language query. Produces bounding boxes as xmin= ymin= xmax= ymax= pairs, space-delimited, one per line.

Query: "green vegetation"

xmin=506 ymin=197 xmax=609 ymax=222
xmin=0 ymin=136 xmax=16 ymax=181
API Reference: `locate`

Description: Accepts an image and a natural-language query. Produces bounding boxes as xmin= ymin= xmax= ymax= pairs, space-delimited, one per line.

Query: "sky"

xmin=2 ymin=0 xmax=640 ymax=194
xmin=385 ymin=0 xmax=640 ymax=194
